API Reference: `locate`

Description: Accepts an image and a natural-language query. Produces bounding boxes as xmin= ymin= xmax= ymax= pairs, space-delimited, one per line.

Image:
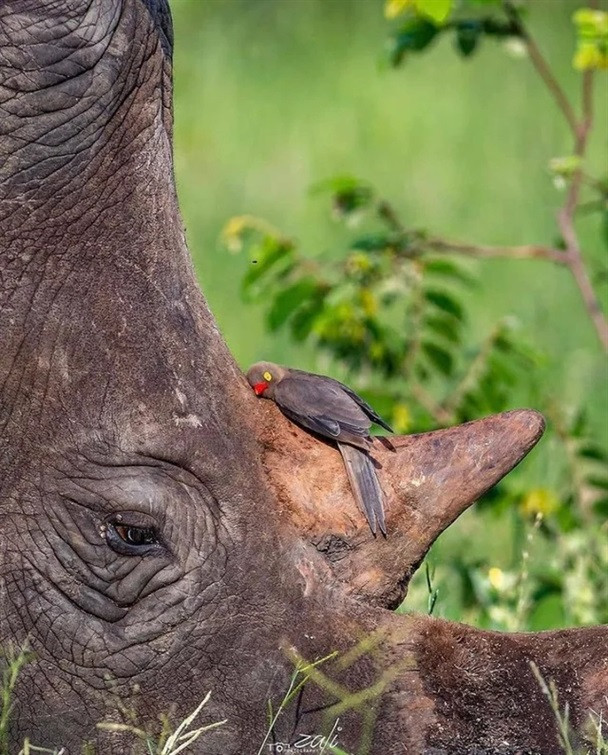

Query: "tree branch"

xmin=410 ymin=383 xmax=453 ymax=426
xmin=376 ymin=198 xmax=568 ymax=265
xmin=425 ymin=238 xmax=567 ymax=264
xmin=523 ymin=37 xmax=579 ymax=138
xmin=504 ymin=2 xmax=579 ymax=138
xmin=504 ymin=2 xmax=608 ymax=351
xmin=383 ymin=2 xmax=608 ymax=351
xmin=556 ymin=65 xmax=608 ymax=352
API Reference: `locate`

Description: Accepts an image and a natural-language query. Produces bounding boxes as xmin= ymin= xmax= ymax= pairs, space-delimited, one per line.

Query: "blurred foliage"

xmin=383 ymin=0 xmax=608 ymax=70
xmin=384 ymin=0 xmax=523 ymax=64
xmin=572 ymin=7 xmax=608 ymax=69
xmin=218 ymin=0 xmax=608 ymax=632
xmin=223 ymin=183 xmax=541 ymax=433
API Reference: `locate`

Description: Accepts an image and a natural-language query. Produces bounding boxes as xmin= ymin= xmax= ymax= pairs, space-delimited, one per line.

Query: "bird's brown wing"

xmin=291 ymin=369 xmax=393 ymax=433
xmin=273 ymin=375 xmax=372 ymax=449
xmin=337 ymin=383 xmax=393 ymax=433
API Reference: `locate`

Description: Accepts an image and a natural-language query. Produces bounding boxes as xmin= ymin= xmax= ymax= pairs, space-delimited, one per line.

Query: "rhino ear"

xmin=260 ymin=407 xmax=545 ymax=608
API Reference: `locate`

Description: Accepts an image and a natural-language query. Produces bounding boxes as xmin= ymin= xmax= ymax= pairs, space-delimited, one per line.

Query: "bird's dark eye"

xmin=115 ymin=524 xmax=157 ymax=546
xmin=105 ymin=517 xmax=161 ymax=555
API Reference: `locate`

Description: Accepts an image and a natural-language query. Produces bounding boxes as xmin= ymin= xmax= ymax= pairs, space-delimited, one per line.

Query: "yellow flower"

xmin=384 ymin=0 xmax=413 ymax=20
xmin=221 ymin=215 xmax=249 ymax=253
xmin=359 ymin=289 xmax=378 ymax=316
xmin=572 ymin=9 xmax=608 ymax=70
xmin=573 ymin=41 xmax=608 ymax=71
xmin=573 ymin=8 xmax=608 ymax=38
xmin=488 ymin=567 xmax=504 ymax=590
xmin=347 ymin=252 xmax=373 ymax=274
xmin=370 ymin=342 xmax=385 ymax=362
xmin=520 ymin=488 xmax=559 ymax=517
xmin=392 ymin=403 xmax=411 ymax=433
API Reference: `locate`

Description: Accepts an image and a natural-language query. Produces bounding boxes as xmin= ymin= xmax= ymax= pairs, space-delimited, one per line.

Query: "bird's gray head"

xmin=246 ymin=361 xmax=288 ymax=397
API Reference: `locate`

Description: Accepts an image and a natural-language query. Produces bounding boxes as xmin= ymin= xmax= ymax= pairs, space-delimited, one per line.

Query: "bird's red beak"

xmin=253 ymin=381 xmax=269 ymax=396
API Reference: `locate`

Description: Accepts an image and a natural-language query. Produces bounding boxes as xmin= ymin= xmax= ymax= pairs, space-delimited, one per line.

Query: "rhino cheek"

xmin=3 ymin=455 xmax=228 ymax=673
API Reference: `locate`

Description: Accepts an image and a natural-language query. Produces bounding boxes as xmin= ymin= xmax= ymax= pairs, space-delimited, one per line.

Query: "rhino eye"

xmin=105 ymin=517 xmax=160 ymax=555
xmin=115 ymin=524 xmax=157 ymax=546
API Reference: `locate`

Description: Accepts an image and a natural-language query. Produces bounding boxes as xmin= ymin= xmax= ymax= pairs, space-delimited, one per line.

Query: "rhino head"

xmin=0 ymin=1 xmax=605 ymax=753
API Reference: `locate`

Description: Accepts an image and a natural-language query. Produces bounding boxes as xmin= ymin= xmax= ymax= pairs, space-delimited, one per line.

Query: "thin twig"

xmin=549 ymin=404 xmax=595 ymax=522
xmin=504 ymin=2 xmax=578 ymax=137
xmin=401 ymin=260 xmax=426 ymax=378
xmin=376 ymin=198 xmax=568 ymax=264
xmin=556 ymin=66 xmax=608 ymax=350
xmin=529 ymin=662 xmax=575 ymax=755
xmin=410 ymin=383 xmax=453 ymax=425
xmin=562 ymin=70 xmax=594 ymax=225
xmin=524 ymin=39 xmax=579 ymax=137
xmin=506 ymin=0 xmax=608 ymax=352
xmin=377 ymin=199 xmax=405 ymax=233
xmin=442 ymin=323 xmax=502 ymax=417
xmin=379 ymin=2 xmax=608 ymax=350
xmin=514 ymin=512 xmax=543 ymax=630
xmin=425 ymin=238 xmax=567 ymax=264
xmin=564 ymin=249 xmax=608 ymax=350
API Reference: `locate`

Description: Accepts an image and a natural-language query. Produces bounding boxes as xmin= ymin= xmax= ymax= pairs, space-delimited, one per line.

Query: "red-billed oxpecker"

xmin=246 ymin=362 xmax=393 ymax=536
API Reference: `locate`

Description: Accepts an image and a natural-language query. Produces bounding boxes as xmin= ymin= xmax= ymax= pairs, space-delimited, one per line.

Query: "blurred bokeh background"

xmin=171 ymin=0 xmax=607 ymax=630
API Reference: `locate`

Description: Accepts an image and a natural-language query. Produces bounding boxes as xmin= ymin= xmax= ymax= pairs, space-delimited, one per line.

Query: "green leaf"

xmin=482 ymin=18 xmax=521 ymax=38
xmin=414 ymin=362 xmax=430 ymax=381
xmin=311 ymin=174 xmax=370 ymax=196
xmin=455 ymin=21 xmax=482 ymax=57
xmin=459 ymin=391 xmax=483 ymax=419
xmin=266 ymin=278 xmax=320 ymax=331
xmin=493 ymin=329 xmax=539 ymax=367
xmin=424 ymin=288 xmax=465 ymax=321
xmin=311 ymin=175 xmax=373 ymax=216
xmin=528 ymin=593 xmax=566 ymax=631
xmin=548 ymin=155 xmax=583 ymax=177
xmin=422 ymin=341 xmax=454 ymax=376
xmin=290 ymin=296 xmax=326 ymax=342
xmin=570 ymin=409 xmax=587 ymax=438
xmin=594 ymin=497 xmax=608 ymax=517
xmin=387 ymin=18 xmax=440 ymax=66
xmin=241 ymin=238 xmax=294 ymax=293
xmin=555 ymin=502 xmax=579 ymax=532
xmin=587 ymin=476 xmax=608 ymax=491
xmin=425 ymin=313 xmax=462 ymax=344
xmin=351 ymin=233 xmax=393 ymax=252
xmin=578 ymin=444 xmax=608 ymax=462
xmin=424 ymin=258 xmax=476 ymax=287
xmin=415 ymin=0 xmax=452 ymax=25
xmin=486 ymin=351 xmax=517 ymax=384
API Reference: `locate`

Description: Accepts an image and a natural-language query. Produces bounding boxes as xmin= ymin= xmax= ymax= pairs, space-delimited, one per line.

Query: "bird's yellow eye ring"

xmin=263 ymin=371 xmax=272 ymax=381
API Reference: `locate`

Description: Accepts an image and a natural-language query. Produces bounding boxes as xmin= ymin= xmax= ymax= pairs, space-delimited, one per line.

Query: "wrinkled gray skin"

xmin=1 ymin=2 xmax=606 ymax=754
xmin=0 ymin=2 xmax=308 ymax=750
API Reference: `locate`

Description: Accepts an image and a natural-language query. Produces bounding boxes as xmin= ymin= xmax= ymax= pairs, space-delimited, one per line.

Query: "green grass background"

xmin=171 ymin=0 xmax=607 ymax=628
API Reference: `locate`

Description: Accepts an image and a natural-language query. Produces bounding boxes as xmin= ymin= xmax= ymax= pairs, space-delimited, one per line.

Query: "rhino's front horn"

xmin=259 ymin=406 xmax=545 ymax=608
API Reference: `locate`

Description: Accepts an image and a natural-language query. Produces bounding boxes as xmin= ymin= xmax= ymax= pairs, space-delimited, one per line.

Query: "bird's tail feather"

xmin=338 ymin=443 xmax=387 ymax=536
